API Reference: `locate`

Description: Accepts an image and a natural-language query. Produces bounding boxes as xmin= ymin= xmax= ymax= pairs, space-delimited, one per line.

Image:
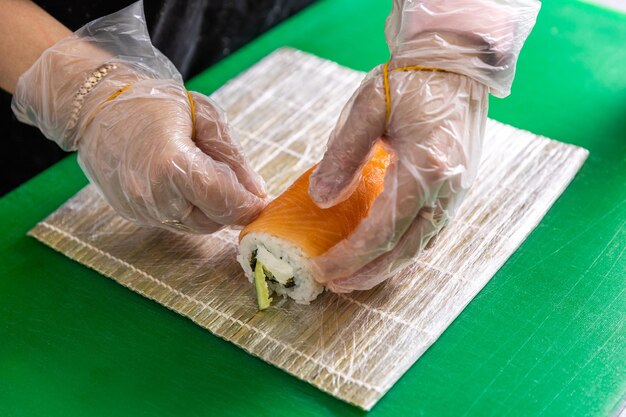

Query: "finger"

xmin=312 ymin=159 xmax=427 ymax=282
xmin=99 ymin=150 xmax=226 ymax=234
xmin=108 ymin=144 xmax=200 ymax=231
xmin=146 ymin=160 xmax=194 ymax=222
xmin=190 ymin=92 xmax=267 ymax=198
xmin=309 ymin=67 xmax=386 ymax=208
xmin=172 ymin=145 xmax=267 ymax=227
xmin=326 ymin=203 xmax=449 ymax=293
xmin=312 ymin=132 xmax=456 ymax=282
xmin=178 ymin=206 xmax=223 ymax=234
xmin=99 ymin=161 xmax=187 ymax=228
xmin=77 ymin=152 xmax=137 ymax=221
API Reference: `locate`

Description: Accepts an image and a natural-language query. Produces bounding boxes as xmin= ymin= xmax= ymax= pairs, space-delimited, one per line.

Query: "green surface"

xmin=1 ymin=0 xmax=625 ymax=416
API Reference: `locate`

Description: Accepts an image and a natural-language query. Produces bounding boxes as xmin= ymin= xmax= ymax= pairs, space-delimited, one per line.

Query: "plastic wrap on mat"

xmin=28 ymin=49 xmax=588 ymax=410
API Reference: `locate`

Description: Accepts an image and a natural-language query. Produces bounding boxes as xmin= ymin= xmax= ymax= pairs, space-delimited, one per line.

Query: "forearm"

xmin=0 ymin=0 xmax=71 ymax=93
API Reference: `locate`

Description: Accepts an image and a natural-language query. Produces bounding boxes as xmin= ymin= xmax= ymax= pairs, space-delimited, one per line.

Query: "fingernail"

xmin=310 ymin=258 xmax=327 ymax=283
xmin=308 ymin=176 xmax=335 ymax=208
xmin=256 ymin=174 xmax=268 ymax=197
xmin=246 ymin=171 xmax=267 ymax=198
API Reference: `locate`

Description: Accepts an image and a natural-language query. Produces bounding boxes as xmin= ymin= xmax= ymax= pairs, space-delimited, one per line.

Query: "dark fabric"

xmin=0 ymin=0 xmax=315 ymax=196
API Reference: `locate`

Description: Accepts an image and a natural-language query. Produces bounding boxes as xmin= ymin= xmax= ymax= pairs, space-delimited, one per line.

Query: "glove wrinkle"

xmin=310 ymin=0 xmax=540 ymax=289
xmin=11 ymin=2 xmax=267 ymax=234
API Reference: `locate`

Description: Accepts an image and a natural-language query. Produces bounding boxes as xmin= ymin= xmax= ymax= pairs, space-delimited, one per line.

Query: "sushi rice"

xmin=237 ymin=232 xmax=324 ymax=306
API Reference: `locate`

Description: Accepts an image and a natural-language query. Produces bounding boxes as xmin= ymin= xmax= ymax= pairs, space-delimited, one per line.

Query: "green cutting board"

xmin=1 ymin=1 xmax=624 ymax=416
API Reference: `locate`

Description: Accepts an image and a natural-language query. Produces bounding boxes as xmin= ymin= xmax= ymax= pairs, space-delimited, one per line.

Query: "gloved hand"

xmin=12 ymin=2 xmax=267 ymax=234
xmin=309 ymin=0 xmax=540 ymax=292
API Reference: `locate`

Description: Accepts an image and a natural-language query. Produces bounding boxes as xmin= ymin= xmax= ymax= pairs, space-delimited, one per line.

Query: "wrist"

xmin=384 ymin=0 xmax=540 ymax=98
xmin=11 ymin=35 xmax=149 ymax=150
xmin=11 ymin=1 xmax=184 ymax=150
xmin=66 ymin=63 xmax=150 ymax=150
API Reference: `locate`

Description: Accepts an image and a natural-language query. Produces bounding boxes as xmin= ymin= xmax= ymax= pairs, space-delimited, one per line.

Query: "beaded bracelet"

xmin=66 ymin=63 xmax=117 ymax=133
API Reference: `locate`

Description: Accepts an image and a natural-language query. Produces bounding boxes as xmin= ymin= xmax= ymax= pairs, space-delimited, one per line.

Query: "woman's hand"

xmin=78 ymin=81 xmax=266 ymax=233
xmin=308 ymin=0 xmax=540 ymax=292
xmin=11 ymin=2 xmax=267 ymax=233
xmin=309 ymin=65 xmax=486 ymax=292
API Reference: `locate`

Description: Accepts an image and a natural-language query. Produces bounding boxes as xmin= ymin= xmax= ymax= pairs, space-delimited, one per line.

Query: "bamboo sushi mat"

xmin=29 ymin=48 xmax=589 ymax=410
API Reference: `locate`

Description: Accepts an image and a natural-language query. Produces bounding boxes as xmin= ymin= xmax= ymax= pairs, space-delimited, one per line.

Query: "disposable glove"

xmin=309 ymin=0 xmax=540 ymax=292
xmin=12 ymin=2 xmax=267 ymax=234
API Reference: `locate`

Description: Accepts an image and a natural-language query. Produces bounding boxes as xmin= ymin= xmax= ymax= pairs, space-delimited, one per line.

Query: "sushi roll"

xmin=237 ymin=144 xmax=391 ymax=309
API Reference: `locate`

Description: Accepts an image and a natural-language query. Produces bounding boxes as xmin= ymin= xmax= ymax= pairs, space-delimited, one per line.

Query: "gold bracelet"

xmin=66 ymin=63 xmax=117 ymax=133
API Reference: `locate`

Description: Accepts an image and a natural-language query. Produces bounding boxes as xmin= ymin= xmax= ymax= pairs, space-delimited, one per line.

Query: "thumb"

xmin=190 ymin=91 xmax=267 ymax=198
xmin=309 ymin=67 xmax=386 ymax=208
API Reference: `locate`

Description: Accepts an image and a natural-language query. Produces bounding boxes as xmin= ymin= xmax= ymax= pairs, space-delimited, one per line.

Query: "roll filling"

xmin=238 ymin=144 xmax=391 ymax=309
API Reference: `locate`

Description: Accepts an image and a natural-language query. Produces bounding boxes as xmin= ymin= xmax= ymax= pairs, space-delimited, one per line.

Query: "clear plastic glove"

xmin=309 ymin=0 xmax=540 ymax=292
xmin=12 ymin=2 xmax=267 ymax=234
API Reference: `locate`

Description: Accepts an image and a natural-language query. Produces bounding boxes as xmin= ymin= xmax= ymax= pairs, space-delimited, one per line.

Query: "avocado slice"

xmin=253 ymin=260 xmax=273 ymax=310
